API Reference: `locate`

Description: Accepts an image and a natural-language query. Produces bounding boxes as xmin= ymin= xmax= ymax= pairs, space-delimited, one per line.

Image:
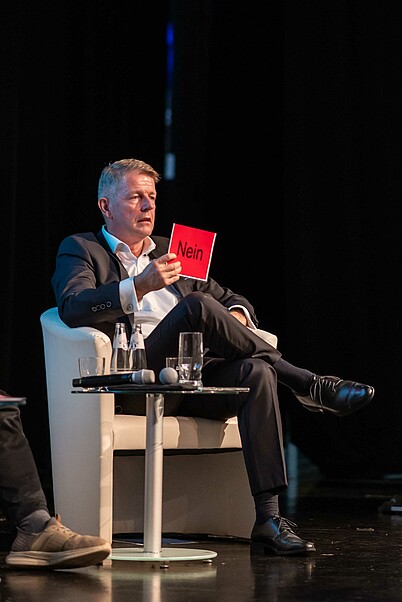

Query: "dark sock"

xmin=254 ymin=492 xmax=279 ymax=524
xmin=273 ymin=358 xmax=314 ymax=395
xmin=11 ymin=510 xmax=52 ymax=552
xmin=18 ymin=509 xmax=51 ymax=534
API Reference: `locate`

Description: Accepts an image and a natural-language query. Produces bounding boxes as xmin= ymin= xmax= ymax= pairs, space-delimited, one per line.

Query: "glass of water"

xmin=78 ymin=356 xmax=106 ymax=391
xmin=178 ymin=332 xmax=203 ymax=387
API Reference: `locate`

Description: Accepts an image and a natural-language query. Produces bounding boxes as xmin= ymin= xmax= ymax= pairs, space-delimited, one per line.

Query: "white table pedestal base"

xmin=110 ymin=547 xmax=217 ymax=562
xmin=111 ymin=393 xmax=217 ymax=564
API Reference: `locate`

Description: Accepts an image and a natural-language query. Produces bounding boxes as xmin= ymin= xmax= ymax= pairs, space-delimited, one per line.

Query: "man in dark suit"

xmin=51 ymin=158 xmax=374 ymax=556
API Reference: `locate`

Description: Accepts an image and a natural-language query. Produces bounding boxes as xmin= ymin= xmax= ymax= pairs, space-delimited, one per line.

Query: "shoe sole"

xmin=5 ymin=543 xmax=111 ymax=569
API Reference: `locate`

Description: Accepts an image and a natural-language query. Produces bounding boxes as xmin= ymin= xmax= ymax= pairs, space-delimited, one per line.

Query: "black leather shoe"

xmin=250 ymin=515 xmax=316 ymax=556
xmin=293 ymin=375 xmax=375 ymax=417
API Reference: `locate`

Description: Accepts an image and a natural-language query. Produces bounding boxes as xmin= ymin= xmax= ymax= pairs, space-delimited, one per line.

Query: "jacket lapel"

xmin=96 ymin=229 xmax=130 ymax=280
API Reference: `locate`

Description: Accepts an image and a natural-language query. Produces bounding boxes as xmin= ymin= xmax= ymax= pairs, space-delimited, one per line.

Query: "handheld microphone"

xmin=73 ymin=369 xmax=155 ymax=388
xmin=159 ymin=367 xmax=179 ymax=385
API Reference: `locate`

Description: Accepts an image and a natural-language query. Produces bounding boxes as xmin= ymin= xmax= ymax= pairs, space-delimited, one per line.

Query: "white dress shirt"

xmin=102 ymin=226 xmax=180 ymax=338
xmin=102 ymin=225 xmax=256 ymax=337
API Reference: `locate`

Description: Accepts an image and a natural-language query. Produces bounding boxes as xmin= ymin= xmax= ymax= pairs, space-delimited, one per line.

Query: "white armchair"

xmin=40 ymin=307 xmax=277 ymax=543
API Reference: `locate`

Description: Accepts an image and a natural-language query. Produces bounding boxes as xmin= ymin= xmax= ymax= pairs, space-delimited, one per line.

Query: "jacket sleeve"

xmin=51 ymin=232 xmax=127 ymax=329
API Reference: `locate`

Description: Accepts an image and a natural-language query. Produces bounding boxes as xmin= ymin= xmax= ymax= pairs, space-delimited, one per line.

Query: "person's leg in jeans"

xmin=0 ymin=404 xmax=111 ymax=569
xmin=0 ymin=406 xmax=48 ymax=527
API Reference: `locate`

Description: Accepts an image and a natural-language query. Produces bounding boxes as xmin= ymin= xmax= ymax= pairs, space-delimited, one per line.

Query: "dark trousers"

xmin=0 ymin=407 xmax=48 ymax=526
xmin=119 ymin=292 xmax=288 ymax=496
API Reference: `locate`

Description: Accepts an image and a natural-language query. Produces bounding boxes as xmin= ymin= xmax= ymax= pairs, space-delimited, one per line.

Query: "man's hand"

xmin=134 ymin=253 xmax=182 ymax=300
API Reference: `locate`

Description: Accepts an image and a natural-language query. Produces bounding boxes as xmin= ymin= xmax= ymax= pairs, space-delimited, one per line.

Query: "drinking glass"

xmin=178 ymin=332 xmax=203 ymax=386
xmin=166 ymin=356 xmax=192 ymax=383
xmin=78 ymin=356 xmax=106 ymax=391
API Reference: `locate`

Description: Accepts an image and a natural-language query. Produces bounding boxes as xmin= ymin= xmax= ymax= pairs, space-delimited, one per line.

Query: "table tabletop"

xmin=72 ymin=385 xmax=249 ymax=395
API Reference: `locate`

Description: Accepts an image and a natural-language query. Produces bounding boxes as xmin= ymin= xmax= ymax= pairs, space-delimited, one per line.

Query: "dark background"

xmin=2 ymin=1 xmax=401 ymax=502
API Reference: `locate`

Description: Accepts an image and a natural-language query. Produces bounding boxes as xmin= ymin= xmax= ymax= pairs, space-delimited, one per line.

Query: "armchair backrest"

xmin=40 ymin=307 xmax=115 ymax=534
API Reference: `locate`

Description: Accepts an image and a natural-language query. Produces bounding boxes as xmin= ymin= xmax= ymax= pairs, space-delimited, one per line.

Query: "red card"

xmin=168 ymin=223 xmax=217 ymax=281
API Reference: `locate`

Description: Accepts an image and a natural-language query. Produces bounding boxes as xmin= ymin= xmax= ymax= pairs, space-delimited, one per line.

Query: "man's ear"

xmin=98 ymin=197 xmax=111 ymax=218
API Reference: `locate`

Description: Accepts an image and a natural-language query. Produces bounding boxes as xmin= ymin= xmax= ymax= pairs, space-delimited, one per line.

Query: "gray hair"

xmin=98 ymin=158 xmax=161 ymax=199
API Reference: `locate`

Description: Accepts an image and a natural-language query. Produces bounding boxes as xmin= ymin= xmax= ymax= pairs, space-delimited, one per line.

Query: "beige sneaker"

xmin=5 ymin=518 xmax=111 ymax=569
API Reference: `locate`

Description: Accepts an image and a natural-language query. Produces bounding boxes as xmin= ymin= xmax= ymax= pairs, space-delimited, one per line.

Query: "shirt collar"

xmin=102 ymin=225 xmax=156 ymax=256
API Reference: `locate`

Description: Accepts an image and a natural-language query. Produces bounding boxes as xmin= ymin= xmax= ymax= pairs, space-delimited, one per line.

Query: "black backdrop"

xmin=2 ymin=1 xmax=401 ymax=502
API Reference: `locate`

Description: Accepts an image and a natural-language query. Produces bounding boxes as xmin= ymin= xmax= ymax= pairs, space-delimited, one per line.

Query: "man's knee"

xmin=181 ymin=291 xmax=217 ymax=317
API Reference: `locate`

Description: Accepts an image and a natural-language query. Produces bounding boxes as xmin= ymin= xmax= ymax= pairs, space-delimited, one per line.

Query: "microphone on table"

xmin=159 ymin=367 xmax=179 ymax=385
xmin=73 ymin=369 xmax=155 ymax=388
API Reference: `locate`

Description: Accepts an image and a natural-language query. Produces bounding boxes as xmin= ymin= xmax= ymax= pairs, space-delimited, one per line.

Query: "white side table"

xmin=75 ymin=384 xmax=249 ymax=565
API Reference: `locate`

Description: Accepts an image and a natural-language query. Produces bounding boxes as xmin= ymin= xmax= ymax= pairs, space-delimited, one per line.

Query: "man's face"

xmin=101 ymin=171 xmax=156 ymax=243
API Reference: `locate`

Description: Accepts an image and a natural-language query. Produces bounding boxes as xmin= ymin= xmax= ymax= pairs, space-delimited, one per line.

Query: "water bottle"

xmin=129 ymin=323 xmax=147 ymax=371
xmin=110 ymin=322 xmax=130 ymax=373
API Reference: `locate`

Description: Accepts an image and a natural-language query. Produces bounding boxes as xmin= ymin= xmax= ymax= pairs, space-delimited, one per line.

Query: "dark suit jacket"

xmin=51 ymin=229 xmax=259 ymax=342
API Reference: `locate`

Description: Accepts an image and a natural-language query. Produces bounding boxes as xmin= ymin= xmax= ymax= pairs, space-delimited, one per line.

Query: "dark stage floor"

xmin=1 ymin=454 xmax=402 ymax=601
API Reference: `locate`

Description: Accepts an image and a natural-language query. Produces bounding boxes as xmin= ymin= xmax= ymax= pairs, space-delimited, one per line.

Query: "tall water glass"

xmin=178 ymin=332 xmax=203 ymax=386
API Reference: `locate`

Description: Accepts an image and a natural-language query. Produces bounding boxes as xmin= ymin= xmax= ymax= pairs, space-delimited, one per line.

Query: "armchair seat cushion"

xmin=114 ymin=415 xmax=241 ymax=451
